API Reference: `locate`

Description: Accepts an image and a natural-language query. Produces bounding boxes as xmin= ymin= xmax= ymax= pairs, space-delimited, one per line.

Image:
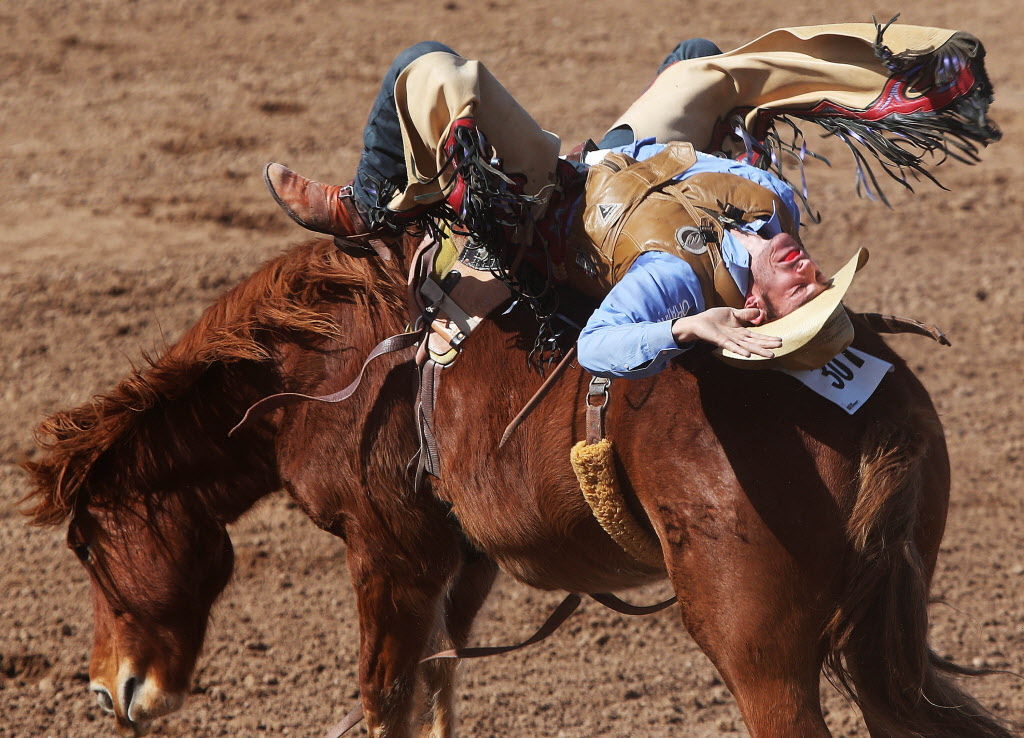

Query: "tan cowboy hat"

xmin=717 ymin=248 xmax=869 ymax=371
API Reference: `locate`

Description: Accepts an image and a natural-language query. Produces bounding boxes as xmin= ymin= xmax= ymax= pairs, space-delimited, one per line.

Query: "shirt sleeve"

xmin=577 ymin=251 xmax=706 ymax=379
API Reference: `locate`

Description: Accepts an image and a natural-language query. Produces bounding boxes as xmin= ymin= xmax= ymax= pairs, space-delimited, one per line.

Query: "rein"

xmin=322 ymin=591 xmax=677 ymax=738
xmin=228 ymin=330 xmax=422 ymax=436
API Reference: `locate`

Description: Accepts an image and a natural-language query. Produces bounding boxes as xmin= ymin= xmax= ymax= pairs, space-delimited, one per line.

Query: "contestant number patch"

xmin=781 ymin=347 xmax=893 ymax=414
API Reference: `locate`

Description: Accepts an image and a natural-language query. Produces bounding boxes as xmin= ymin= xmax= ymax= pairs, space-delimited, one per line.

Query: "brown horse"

xmin=23 ymin=238 xmax=1010 ymax=737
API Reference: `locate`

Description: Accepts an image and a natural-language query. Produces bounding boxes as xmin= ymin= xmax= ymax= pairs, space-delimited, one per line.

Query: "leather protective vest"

xmin=563 ymin=142 xmax=797 ymax=310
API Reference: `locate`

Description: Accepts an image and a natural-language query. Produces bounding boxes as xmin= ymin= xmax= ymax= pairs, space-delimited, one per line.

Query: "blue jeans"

xmin=352 ymin=38 xmax=722 ymax=217
xmin=353 ymin=41 xmax=457 ymax=219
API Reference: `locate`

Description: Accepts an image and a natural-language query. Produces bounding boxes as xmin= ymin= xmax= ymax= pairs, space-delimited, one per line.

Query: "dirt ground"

xmin=1 ymin=1 xmax=1022 ymax=736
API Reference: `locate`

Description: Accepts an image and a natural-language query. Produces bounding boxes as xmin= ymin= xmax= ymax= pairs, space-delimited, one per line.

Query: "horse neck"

xmin=128 ymin=244 xmax=412 ymax=523
xmin=180 ymin=360 xmax=284 ymax=523
xmin=103 ymin=358 xmax=283 ymax=525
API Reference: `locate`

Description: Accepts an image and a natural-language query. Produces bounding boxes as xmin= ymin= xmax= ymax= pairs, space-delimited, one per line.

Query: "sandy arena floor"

xmin=1 ymin=1 xmax=1022 ymax=735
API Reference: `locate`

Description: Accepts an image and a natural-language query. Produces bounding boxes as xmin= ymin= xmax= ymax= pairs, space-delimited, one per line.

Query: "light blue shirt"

xmin=576 ymin=140 xmax=800 ymax=379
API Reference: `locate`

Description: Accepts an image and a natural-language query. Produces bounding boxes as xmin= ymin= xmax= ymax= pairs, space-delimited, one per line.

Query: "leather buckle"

xmin=587 ymin=376 xmax=611 ymax=405
xmin=448 ymin=330 xmax=467 ymax=349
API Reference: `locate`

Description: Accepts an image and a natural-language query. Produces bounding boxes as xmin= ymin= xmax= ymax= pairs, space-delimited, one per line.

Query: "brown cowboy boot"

xmin=263 ymin=163 xmax=397 ymax=258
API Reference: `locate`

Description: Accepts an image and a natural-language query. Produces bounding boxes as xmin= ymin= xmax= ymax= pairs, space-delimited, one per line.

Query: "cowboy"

xmin=266 ymin=40 xmax=836 ymax=370
xmin=266 ymin=25 xmax=995 ymax=375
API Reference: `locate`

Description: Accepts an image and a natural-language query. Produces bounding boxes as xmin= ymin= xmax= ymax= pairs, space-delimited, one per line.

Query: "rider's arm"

xmin=577 ymin=251 xmax=778 ymax=378
xmin=577 ymin=252 xmax=705 ymax=379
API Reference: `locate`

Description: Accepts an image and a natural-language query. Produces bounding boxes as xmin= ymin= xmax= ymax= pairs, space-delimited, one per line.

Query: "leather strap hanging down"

xmin=499 ymin=346 xmax=578 ymax=448
xmin=413 ymin=358 xmax=444 ymax=484
xmin=229 ymin=329 xmax=422 ymax=436
xmin=321 ymin=595 xmax=582 ymax=738
xmin=322 ymin=705 xmax=364 ymax=738
xmin=422 ymin=593 xmax=585 ymax=663
xmin=419 ymin=592 xmax=677 ymax=661
xmin=589 ymin=591 xmax=676 ymax=615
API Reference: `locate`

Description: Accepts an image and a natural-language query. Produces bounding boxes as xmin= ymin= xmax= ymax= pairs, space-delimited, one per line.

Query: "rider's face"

xmin=733 ymin=230 xmax=830 ymax=321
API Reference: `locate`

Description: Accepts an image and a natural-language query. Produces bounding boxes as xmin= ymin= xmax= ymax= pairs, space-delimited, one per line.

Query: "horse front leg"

xmin=347 ymin=537 xmax=460 ymax=738
xmin=417 ymin=553 xmax=498 ymax=738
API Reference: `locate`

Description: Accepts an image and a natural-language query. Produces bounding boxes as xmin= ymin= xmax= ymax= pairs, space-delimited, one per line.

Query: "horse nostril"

xmin=121 ymin=676 xmax=138 ymax=716
xmin=91 ymin=685 xmax=115 ymax=714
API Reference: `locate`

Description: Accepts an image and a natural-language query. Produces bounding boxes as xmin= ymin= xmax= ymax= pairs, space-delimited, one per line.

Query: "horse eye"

xmin=73 ymin=543 xmax=93 ymax=565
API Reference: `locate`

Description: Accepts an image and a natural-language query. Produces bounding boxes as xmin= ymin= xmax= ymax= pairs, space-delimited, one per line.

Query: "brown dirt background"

xmin=1 ymin=1 xmax=1022 ymax=736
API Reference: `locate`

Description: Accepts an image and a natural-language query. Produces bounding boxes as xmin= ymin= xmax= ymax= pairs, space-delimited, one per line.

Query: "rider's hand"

xmin=671 ymin=307 xmax=782 ymax=358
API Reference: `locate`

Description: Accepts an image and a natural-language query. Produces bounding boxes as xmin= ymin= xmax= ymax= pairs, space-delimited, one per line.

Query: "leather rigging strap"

xmin=586 ymin=375 xmax=611 ymax=446
xmin=321 ymin=591 xmax=677 ymax=738
xmin=229 ymin=329 xmax=422 ymax=436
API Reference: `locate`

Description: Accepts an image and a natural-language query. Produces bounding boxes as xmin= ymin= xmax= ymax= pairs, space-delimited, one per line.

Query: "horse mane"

xmin=22 ymin=238 xmax=406 ymax=526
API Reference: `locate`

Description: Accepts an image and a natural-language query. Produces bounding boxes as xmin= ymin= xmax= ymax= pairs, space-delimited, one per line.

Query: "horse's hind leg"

xmin=418 ymin=553 xmax=499 ymax=738
xmin=706 ymin=634 xmax=830 ymax=738
xmin=672 ymin=568 xmax=832 ymax=736
xmin=657 ymin=515 xmax=835 ymax=736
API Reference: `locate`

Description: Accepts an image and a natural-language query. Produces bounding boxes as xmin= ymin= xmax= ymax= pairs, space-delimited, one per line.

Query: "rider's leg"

xmin=265 ymin=41 xmax=457 ymax=240
xmin=354 ymin=41 xmax=458 ymax=222
xmin=657 ymin=37 xmax=722 ymax=74
xmin=267 ymin=43 xmax=561 ymax=250
xmin=596 ymin=37 xmax=723 ymax=149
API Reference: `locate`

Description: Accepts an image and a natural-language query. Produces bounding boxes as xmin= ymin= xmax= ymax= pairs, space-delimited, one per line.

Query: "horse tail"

xmin=821 ymin=408 xmax=1013 ymax=737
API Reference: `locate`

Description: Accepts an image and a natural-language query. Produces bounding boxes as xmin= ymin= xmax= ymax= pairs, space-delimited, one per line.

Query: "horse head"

xmin=24 ymin=354 xmax=280 ymax=735
xmin=22 ymin=240 xmax=409 ymax=735
xmin=65 ymin=486 xmax=235 ymax=735
xmin=20 ymin=272 xmax=341 ymax=734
